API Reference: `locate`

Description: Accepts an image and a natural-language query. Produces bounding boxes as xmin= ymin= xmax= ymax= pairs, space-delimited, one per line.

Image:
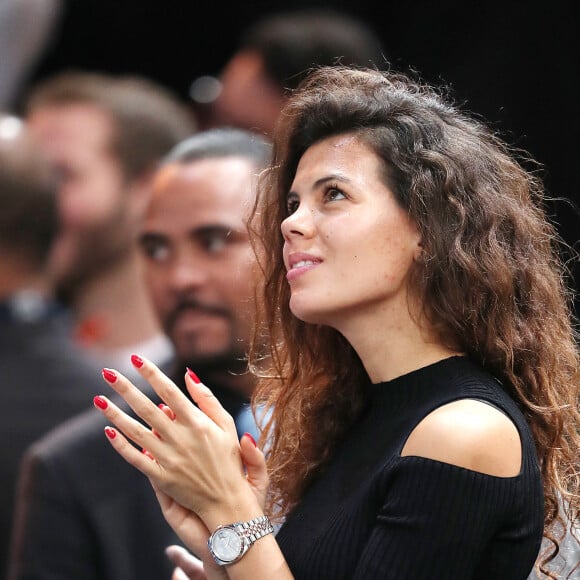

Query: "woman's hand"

xmin=150 ymin=431 xmax=268 ymax=557
xmin=166 ymin=544 xmax=225 ymax=580
xmin=93 ymin=355 xmax=264 ymax=525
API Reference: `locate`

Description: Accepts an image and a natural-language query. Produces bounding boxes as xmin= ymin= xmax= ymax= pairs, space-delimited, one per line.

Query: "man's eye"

xmin=204 ymin=233 xmax=230 ymax=253
xmin=142 ymin=243 xmax=170 ymax=262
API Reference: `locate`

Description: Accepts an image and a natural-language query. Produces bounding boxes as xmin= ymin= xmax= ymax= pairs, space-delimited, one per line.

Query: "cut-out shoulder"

xmin=400 ymin=399 xmax=522 ymax=477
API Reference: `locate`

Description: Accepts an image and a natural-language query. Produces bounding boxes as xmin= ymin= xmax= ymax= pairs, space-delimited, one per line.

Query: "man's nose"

xmin=168 ymin=254 xmax=209 ymax=291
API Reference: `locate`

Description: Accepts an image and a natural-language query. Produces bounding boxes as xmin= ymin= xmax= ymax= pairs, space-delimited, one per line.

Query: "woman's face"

xmin=281 ymin=133 xmax=422 ymax=330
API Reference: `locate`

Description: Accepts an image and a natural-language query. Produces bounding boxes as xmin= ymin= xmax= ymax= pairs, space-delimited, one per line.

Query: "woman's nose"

xmin=281 ymin=204 xmax=316 ymax=240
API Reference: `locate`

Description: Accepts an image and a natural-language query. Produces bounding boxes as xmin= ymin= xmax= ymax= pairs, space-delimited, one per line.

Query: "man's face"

xmin=140 ymin=157 xmax=258 ymax=366
xmin=27 ymin=103 xmax=134 ymax=297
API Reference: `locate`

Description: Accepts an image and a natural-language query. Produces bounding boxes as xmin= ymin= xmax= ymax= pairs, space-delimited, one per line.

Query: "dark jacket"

xmin=7 ymin=366 xmax=255 ymax=580
xmin=0 ymin=300 xmax=104 ymax=579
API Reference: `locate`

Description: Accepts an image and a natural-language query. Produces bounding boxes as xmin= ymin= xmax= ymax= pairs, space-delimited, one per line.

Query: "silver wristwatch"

xmin=207 ymin=514 xmax=274 ymax=566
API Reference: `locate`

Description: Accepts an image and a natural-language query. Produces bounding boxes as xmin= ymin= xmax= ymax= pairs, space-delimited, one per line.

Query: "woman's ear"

xmin=413 ymin=236 xmax=424 ymax=263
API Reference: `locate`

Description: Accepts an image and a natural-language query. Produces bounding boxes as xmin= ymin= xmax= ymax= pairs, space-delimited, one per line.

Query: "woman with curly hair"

xmin=94 ymin=66 xmax=579 ymax=579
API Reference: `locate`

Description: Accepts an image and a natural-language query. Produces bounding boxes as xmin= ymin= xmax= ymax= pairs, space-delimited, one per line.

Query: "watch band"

xmin=235 ymin=514 xmax=274 ymax=542
xmin=208 ymin=514 xmax=274 ymax=566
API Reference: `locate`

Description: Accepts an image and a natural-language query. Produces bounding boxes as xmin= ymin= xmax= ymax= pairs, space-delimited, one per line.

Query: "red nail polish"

xmin=104 ymin=427 xmax=116 ymax=439
xmin=142 ymin=448 xmax=154 ymax=460
xmin=93 ymin=395 xmax=108 ymax=410
xmin=186 ymin=367 xmax=201 ymax=384
xmin=244 ymin=432 xmax=257 ymax=447
xmin=102 ymin=368 xmax=117 ymax=383
xmin=131 ymin=354 xmax=144 ymax=368
xmin=158 ymin=403 xmax=176 ymax=420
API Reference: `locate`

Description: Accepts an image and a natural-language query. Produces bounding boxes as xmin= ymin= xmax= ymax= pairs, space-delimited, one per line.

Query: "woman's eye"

xmin=325 ymin=187 xmax=346 ymax=202
xmin=286 ymin=199 xmax=299 ymax=215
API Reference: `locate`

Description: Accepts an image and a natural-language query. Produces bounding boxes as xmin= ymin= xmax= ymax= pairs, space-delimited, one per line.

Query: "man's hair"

xmin=239 ymin=8 xmax=387 ymax=91
xmin=26 ymin=71 xmax=197 ymax=179
xmin=162 ymin=127 xmax=271 ymax=169
xmin=0 ymin=118 xmax=58 ymax=266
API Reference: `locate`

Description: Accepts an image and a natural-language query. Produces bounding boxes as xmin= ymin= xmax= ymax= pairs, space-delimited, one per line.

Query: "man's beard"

xmin=179 ymin=351 xmax=249 ymax=377
xmin=165 ymin=299 xmax=249 ymax=369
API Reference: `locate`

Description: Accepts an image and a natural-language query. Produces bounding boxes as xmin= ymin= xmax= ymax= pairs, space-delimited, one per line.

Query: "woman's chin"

xmin=289 ymin=300 xmax=331 ymax=326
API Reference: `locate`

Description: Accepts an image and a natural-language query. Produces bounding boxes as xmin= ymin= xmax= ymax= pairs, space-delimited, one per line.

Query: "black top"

xmin=276 ymin=356 xmax=544 ymax=579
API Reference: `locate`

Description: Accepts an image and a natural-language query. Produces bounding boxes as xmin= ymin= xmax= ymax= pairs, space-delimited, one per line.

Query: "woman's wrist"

xmin=202 ymin=492 xmax=265 ymax=534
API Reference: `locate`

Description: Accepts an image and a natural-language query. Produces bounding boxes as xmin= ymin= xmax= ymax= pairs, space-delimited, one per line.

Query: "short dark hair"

xmin=240 ymin=8 xmax=387 ymax=90
xmin=26 ymin=71 xmax=197 ymax=180
xmin=0 ymin=120 xmax=58 ymax=266
xmin=162 ymin=127 xmax=271 ymax=169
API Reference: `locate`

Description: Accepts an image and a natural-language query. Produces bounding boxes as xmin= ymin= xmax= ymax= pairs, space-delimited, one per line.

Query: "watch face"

xmin=212 ymin=527 xmax=244 ymax=562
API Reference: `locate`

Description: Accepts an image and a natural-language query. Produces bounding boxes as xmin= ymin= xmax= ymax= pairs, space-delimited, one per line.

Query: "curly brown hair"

xmin=248 ymin=66 xmax=579 ymax=577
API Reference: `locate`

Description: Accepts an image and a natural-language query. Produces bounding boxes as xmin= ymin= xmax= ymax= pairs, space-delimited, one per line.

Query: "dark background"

xmin=18 ymin=0 xmax=580 ymax=305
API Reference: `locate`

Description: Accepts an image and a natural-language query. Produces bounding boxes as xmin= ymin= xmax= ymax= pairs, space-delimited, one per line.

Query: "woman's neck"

xmin=335 ymin=298 xmax=461 ymax=384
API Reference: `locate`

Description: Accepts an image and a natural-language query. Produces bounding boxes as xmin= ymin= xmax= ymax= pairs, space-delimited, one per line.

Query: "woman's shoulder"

xmin=401 ymin=398 xmax=522 ymax=477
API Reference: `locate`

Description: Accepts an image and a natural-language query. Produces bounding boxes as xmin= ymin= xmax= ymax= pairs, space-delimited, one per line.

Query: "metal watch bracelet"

xmin=208 ymin=514 xmax=274 ymax=566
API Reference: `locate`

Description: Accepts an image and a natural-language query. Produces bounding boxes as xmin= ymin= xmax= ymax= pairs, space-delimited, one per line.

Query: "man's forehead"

xmin=150 ymin=159 xmax=254 ymax=211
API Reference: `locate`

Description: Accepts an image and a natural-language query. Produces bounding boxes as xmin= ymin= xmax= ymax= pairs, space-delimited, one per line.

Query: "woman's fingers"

xmin=98 ymin=422 xmax=162 ymax=478
xmin=166 ymin=545 xmax=228 ymax=580
xmin=94 ymin=393 xmax=171 ymax=472
xmin=109 ymin=356 xmax=196 ymax=423
xmin=240 ymin=432 xmax=269 ymax=508
xmin=99 ymin=367 xmax=180 ymax=442
xmin=166 ymin=546 xmax=205 ymax=579
xmin=184 ymin=368 xmax=237 ymax=436
xmin=100 ymin=356 xmax=237 ymax=439
xmin=173 ymin=567 xmax=192 ymax=580
xmin=159 ymin=403 xmax=177 ymax=421
xmin=129 ymin=355 xmax=199 ymax=420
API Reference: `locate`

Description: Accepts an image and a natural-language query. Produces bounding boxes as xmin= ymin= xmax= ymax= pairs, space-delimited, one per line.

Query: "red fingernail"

xmin=131 ymin=354 xmax=144 ymax=368
xmin=93 ymin=395 xmax=108 ymax=410
xmin=104 ymin=427 xmax=116 ymax=439
xmin=102 ymin=368 xmax=117 ymax=383
xmin=186 ymin=367 xmax=201 ymax=384
xmin=244 ymin=432 xmax=257 ymax=447
xmin=158 ymin=403 xmax=176 ymax=420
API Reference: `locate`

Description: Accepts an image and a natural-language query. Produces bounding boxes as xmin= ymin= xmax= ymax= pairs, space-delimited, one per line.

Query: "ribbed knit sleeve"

xmin=353 ymin=457 xmax=542 ymax=579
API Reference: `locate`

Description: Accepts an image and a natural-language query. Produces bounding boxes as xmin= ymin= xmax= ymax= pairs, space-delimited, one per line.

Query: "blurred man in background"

xmin=0 ymin=115 xmax=103 ymax=577
xmin=8 ymin=128 xmax=271 ymax=580
xmin=190 ymin=8 xmax=387 ymax=136
xmin=25 ymin=71 xmax=197 ymax=381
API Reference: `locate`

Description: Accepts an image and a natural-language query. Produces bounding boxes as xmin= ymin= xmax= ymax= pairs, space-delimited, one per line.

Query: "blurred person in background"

xmin=0 ymin=0 xmax=63 ymax=110
xmin=0 ymin=114 xmax=103 ymax=578
xmin=24 ymin=71 xmax=197 ymax=382
xmin=8 ymin=128 xmax=271 ymax=580
xmin=190 ymin=7 xmax=387 ymax=137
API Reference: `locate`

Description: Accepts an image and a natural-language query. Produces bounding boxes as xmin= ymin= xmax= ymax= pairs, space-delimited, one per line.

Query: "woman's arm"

xmin=94 ymin=355 xmax=293 ymax=579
